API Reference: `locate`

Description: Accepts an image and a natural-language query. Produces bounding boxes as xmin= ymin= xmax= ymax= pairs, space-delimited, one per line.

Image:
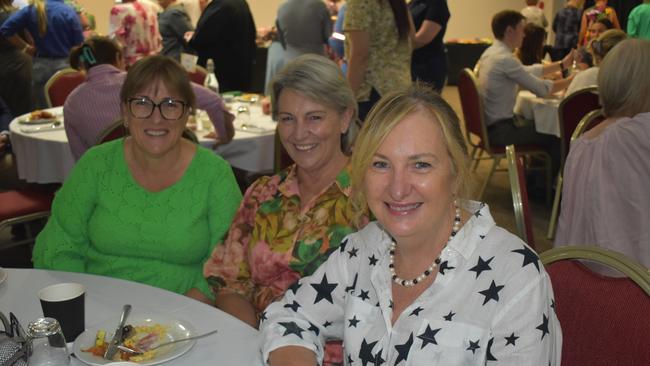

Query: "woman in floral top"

xmin=578 ymin=0 xmax=620 ymax=46
xmin=109 ymin=0 xmax=161 ymax=67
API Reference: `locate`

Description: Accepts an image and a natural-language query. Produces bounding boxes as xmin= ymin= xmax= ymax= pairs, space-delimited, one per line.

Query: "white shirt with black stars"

xmin=260 ymin=201 xmax=561 ymax=365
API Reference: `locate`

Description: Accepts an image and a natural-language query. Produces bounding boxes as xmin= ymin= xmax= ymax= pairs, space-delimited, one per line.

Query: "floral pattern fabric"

xmin=109 ymin=0 xmax=162 ymax=67
xmin=204 ymin=164 xmax=367 ymax=315
xmin=580 ymin=5 xmax=618 ymax=46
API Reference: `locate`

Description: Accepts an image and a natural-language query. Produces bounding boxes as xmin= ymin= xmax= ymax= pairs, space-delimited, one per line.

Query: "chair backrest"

xmin=273 ymin=128 xmax=293 ymax=173
xmin=187 ymin=65 xmax=208 ymax=86
xmin=506 ymin=145 xmax=535 ymax=249
xmin=44 ymin=68 xmax=85 ymax=108
xmin=457 ymin=68 xmax=491 ymax=152
xmin=540 ymin=246 xmax=650 ymax=366
xmin=557 ymin=87 xmax=600 ymax=168
xmin=96 ymin=118 xmax=199 ymax=145
xmin=571 ymin=108 xmax=606 ymax=141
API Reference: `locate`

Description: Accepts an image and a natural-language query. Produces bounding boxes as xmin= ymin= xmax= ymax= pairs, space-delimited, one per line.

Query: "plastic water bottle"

xmin=204 ymin=59 xmax=219 ymax=95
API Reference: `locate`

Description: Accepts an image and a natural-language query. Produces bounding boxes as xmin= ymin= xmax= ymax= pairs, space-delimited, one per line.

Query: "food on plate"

xmin=82 ymin=323 xmax=168 ymax=362
xmin=29 ymin=110 xmax=55 ymax=120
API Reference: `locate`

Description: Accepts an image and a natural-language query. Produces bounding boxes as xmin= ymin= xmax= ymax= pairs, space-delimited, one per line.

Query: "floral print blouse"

xmin=204 ymin=164 xmax=368 ymax=315
xmin=109 ymin=0 xmax=161 ymax=67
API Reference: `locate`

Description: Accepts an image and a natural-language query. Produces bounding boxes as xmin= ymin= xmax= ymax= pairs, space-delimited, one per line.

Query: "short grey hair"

xmin=269 ymin=54 xmax=358 ymax=152
xmin=598 ymin=38 xmax=650 ymax=118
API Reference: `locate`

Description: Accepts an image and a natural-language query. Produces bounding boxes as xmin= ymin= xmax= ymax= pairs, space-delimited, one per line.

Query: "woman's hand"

xmin=215 ymin=291 xmax=259 ymax=328
xmin=268 ymin=346 xmax=317 ymax=366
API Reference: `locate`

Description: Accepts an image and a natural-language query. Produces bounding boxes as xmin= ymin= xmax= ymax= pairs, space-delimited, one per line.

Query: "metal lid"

xmin=27 ymin=317 xmax=61 ymax=337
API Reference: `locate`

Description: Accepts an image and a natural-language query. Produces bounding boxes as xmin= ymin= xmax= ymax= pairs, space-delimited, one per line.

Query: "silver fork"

xmin=116 ymin=329 xmax=219 ymax=355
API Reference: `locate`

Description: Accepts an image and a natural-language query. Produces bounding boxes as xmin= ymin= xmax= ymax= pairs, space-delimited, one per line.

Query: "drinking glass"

xmin=27 ymin=318 xmax=70 ymax=366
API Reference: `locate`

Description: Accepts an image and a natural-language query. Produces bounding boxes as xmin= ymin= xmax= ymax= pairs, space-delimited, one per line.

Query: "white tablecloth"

xmin=513 ymin=90 xmax=562 ymax=137
xmin=8 ymin=104 xmax=276 ymax=184
xmin=0 ymin=268 xmax=264 ymax=366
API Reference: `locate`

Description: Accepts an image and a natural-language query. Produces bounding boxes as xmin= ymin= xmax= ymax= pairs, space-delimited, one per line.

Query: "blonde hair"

xmin=590 ymin=29 xmax=627 ymax=64
xmin=31 ymin=0 xmax=47 ymax=37
xmin=350 ymin=83 xmax=473 ymax=224
xmin=598 ymin=38 xmax=650 ymax=118
xmin=1 ymin=0 xmax=16 ymax=12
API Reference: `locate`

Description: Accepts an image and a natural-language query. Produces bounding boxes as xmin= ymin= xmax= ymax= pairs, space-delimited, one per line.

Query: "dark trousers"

xmin=357 ymin=87 xmax=381 ymax=123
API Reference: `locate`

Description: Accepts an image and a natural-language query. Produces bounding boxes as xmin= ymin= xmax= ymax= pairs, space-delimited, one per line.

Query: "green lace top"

xmin=33 ymin=139 xmax=242 ymax=298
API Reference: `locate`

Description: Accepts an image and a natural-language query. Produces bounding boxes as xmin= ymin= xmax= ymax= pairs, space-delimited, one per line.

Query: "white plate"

xmin=0 ymin=267 xmax=6 ymax=285
xmin=73 ymin=314 xmax=196 ymax=366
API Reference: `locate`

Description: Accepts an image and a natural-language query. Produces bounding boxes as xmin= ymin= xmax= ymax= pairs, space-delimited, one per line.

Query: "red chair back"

xmin=97 ymin=120 xmax=127 ymax=145
xmin=457 ymin=68 xmax=489 ymax=151
xmin=45 ymin=69 xmax=85 ymax=107
xmin=187 ymin=65 xmax=208 ymax=86
xmin=557 ymin=87 xmax=600 ymax=167
xmin=545 ymin=260 xmax=650 ymax=365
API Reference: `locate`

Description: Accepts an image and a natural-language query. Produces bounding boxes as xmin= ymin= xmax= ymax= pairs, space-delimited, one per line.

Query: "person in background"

xmin=64 ymin=0 xmax=95 ymax=38
xmin=109 ymin=0 xmax=162 ymax=67
xmin=34 ymin=55 xmax=242 ymax=301
xmin=327 ymin=2 xmax=347 ymax=72
xmin=344 ymin=0 xmax=412 ymax=121
xmin=565 ymin=29 xmax=626 ymax=95
xmin=627 ymin=0 xmax=650 ymax=40
xmin=517 ymin=23 xmax=547 ymax=66
xmin=0 ymin=0 xmax=83 ymax=109
xmin=477 ymin=10 xmax=574 ymax=177
xmin=178 ymin=0 xmax=208 ymax=27
xmin=261 ymin=83 xmax=561 ymax=366
xmin=521 ymin=0 xmax=548 ymax=28
xmin=578 ymin=0 xmax=620 ymax=46
xmin=190 ymin=0 xmax=256 ymax=92
xmin=275 ymin=0 xmax=332 ymax=61
xmin=157 ymin=0 xmax=194 ymax=61
xmin=551 ymin=0 xmax=583 ymax=61
xmin=63 ymin=36 xmax=234 ymax=161
xmin=195 ymin=55 xmax=367 ymax=365
xmin=409 ymin=0 xmax=450 ymax=93
xmin=576 ymin=17 xmax=613 ymax=68
xmin=0 ymin=0 xmax=31 ymax=117
xmin=556 ymin=38 xmax=650 ymax=272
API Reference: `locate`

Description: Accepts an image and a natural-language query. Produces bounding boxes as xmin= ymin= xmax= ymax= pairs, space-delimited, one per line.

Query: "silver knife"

xmin=104 ymin=304 xmax=132 ymax=360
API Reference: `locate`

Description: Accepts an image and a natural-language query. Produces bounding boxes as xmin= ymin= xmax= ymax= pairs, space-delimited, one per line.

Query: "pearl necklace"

xmin=389 ymin=203 xmax=461 ymax=287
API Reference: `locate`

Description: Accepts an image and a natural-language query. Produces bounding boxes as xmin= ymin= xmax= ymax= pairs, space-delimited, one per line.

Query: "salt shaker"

xmin=27 ymin=318 xmax=70 ymax=366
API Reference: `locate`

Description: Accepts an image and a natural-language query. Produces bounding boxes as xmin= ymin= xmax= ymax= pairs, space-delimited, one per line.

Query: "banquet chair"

xmin=571 ymin=108 xmax=606 ymax=139
xmin=0 ymin=189 xmax=54 ymax=250
xmin=506 ymin=145 xmax=535 ymax=249
xmin=96 ymin=119 xmax=199 ymax=145
xmin=540 ymin=246 xmax=650 ymax=366
xmin=546 ymin=87 xmax=600 ymax=239
xmin=457 ymin=68 xmax=552 ymax=201
xmin=44 ymin=68 xmax=85 ymax=108
xmin=187 ymin=65 xmax=208 ymax=86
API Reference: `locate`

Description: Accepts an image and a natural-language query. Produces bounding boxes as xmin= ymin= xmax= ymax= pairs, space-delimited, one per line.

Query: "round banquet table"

xmin=8 ymin=105 xmax=276 ymax=184
xmin=513 ymin=90 xmax=562 ymax=137
xmin=0 ymin=268 xmax=264 ymax=366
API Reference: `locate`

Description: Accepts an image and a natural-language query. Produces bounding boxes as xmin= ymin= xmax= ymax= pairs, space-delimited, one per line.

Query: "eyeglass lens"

xmin=129 ymin=97 xmax=186 ymax=120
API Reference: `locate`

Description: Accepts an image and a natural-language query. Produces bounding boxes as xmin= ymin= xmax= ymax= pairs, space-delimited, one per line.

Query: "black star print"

xmin=512 ymin=246 xmax=540 ymax=272
xmin=536 ymin=313 xmax=550 ymax=340
xmin=311 ymin=274 xmax=337 ymax=304
xmin=308 ymin=322 xmax=320 ymax=336
xmin=368 ymin=254 xmax=378 ymax=266
xmin=358 ymin=339 xmax=378 ymax=366
xmin=374 ymin=349 xmax=385 ymax=365
xmin=259 ymin=311 xmax=267 ymax=321
xmin=505 ymin=332 xmax=519 ymax=346
xmin=469 ymin=256 xmax=494 ymax=278
xmin=478 ymin=280 xmax=505 ymax=305
xmin=348 ymin=247 xmax=359 ymax=258
xmin=409 ymin=306 xmax=424 ymax=317
xmin=322 ymin=320 xmax=332 ymax=328
xmin=345 ymin=273 xmax=358 ymax=293
xmin=438 ymin=260 xmax=455 ymax=275
xmin=347 ymin=354 xmax=353 ymax=364
xmin=394 ymin=333 xmax=413 ymax=365
xmin=479 ymin=235 xmax=486 ymax=239
xmin=348 ymin=315 xmax=360 ymax=328
xmin=389 ymin=300 xmax=394 ymax=309
xmin=486 ymin=337 xmax=497 ymax=361
xmin=279 ymin=321 xmax=305 ymax=339
xmin=284 ymin=300 xmax=301 ymax=312
xmin=417 ymin=325 xmax=440 ymax=349
xmin=551 ymin=299 xmax=556 ymax=311
xmin=466 ymin=339 xmax=480 ymax=354
xmin=287 ymin=280 xmax=301 ymax=295
xmin=339 ymin=238 xmax=348 ymax=252
xmin=443 ymin=311 xmax=455 ymax=321
xmin=474 ymin=210 xmax=482 ymax=217
xmin=359 ymin=289 xmax=370 ymax=301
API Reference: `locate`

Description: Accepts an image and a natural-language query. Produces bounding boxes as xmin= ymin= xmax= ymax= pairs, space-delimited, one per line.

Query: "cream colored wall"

xmin=77 ymin=0 xmax=560 ymax=40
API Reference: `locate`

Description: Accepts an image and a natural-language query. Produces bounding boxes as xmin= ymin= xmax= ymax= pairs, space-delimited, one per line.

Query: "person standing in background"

xmin=409 ymin=0 xmax=450 ymax=93
xmin=190 ymin=0 xmax=256 ymax=92
xmin=109 ymin=0 xmax=162 ymax=67
xmin=627 ymin=0 xmax=650 ymax=40
xmin=521 ymin=0 xmax=548 ymax=28
xmin=0 ymin=0 xmax=83 ymax=109
xmin=157 ymin=0 xmax=194 ymax=61
xmin=552 ymin=0 xmax=582 ymax=60
xmin=178 ymin=0 xmax=208 ymax=27
xmin=0 ymin=0 xmax=31 ymax=116
xmin=275 ymin=0 xmax=332 ymax=60
xmin=578 ymin=0 xmax=620 ymax=46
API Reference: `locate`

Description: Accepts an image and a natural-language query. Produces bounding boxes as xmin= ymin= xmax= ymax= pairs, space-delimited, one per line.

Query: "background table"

xmin=514 ymin=90 xmax=562 ymax=137
xmin=8 ymin=105 xmax=276 ymax=184
xmin=0 ymin=268 xmax=264 ymax=366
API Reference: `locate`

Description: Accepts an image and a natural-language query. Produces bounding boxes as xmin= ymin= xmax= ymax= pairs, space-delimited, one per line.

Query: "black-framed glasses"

xmin=128 ymin=96 xmax=189 ymax=120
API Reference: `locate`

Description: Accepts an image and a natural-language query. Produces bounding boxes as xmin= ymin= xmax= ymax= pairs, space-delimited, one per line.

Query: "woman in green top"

xmin=33 ymin=55 xmax=242 ymax=300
